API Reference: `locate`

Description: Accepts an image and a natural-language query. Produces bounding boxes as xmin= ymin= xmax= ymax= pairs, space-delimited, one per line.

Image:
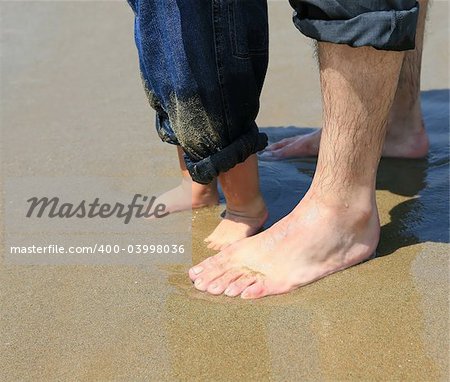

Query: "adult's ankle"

xmin=304 ymin=185 xmax=376 ymax=219
xmin=388 ymin=100 xmax=425 ymax=136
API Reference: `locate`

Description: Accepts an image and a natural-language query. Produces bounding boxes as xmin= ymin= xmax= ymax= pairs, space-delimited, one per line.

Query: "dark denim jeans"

xmin=128 ymin=0 xmax=269 ymax=184
xmin=128 ymin=0 xmax=418 ymax=184
xmin=289 ymin=0 xmax=419 ymax=51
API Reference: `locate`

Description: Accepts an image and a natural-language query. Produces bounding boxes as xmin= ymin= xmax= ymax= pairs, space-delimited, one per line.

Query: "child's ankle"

xmin=226 ymin=194 xmax=267 ymax=218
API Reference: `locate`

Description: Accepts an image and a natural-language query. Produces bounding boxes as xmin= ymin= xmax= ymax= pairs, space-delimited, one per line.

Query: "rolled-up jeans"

xmin=128 ymin=0 xmax=269 ymax=184
xmin=127 ymin=0 xmax=419 ymax=184
xmin=289 ymin=0 xmax=420 ymax=51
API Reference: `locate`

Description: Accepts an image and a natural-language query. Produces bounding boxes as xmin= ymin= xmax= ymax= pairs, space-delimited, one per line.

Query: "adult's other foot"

xmin=261 ymin=119 xmax=428 ymax=160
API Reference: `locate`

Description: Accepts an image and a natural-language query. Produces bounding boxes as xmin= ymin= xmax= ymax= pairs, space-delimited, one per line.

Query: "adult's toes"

xmin=206 ymin=270 xmax=242 ymax=295
xmin=258 ymin=151 xmax=273 ymax=160
xmin=189 ymin=254 xmax=219 ymax=280
xmin=265 ymin=140 xmax=289 ymax=151
xmin=240 ymin=281 xmax=269 ymax=299
xmin=273 ymin=148 xmax=290 ymax=159
xmin=224 ymin=274 xmax=258 ymax=297
xmin=259 ymin=149 xmax=284 ymax=161
xmin=188 ymin=266 xmax=202 ymax=281
xmin=282 ymin=139 xmax=308 ymax=155
xmin=194 ymin=269 xmax=226 ymax=292
xmin=192 ymin=261 xmax=230 ymax=291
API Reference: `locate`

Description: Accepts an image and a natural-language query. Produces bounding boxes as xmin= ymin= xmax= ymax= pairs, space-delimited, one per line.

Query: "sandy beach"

xmin=1 ymin=1 xmax=449 ymax=380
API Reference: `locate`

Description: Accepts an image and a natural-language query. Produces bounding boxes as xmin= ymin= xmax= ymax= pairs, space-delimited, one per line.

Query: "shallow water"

xmin=1 ymin=1 xmax=449 ymax=381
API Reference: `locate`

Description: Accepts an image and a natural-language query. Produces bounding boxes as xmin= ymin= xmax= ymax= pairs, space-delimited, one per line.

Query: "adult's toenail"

xmin=241 ymin=289 xmax=253 ymax=299
xmin=224 ymin=286 xmax=235 ymax=296
xmin=194 ymin=278 xmax=203 ymax=287
xmin=192 ymin=266 xmax=203 ymax=275
xmin=210 ymin=283 xmax=218 ymax=291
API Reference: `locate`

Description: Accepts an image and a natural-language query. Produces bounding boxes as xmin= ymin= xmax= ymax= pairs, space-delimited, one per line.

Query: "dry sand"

xmin=1 ymin=1 xmax=449 ymax=381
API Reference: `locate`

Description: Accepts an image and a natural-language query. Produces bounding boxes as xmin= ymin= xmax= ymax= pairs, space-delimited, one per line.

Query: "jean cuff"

xmin=184 ymin=124 xmax=268 ymax=185
xmin=293 ymin=4 xmax=419 ymax=51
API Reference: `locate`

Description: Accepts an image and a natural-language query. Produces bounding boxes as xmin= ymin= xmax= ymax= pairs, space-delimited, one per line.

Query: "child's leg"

xmin=205 ymin=154 xmax=268 ymax=250
xmin=131 ymin=0 xmax=269 ymax=233
xmin=154 ymin=147 xmax=219 ymax=214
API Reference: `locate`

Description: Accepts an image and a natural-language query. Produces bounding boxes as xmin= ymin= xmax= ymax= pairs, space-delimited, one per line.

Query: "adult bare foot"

xmin=190 ymin=193 xmax=379 ymax=298
xmin=204 ymin=195 xmax=268 ymax=250
xmin=191 ymin=6 xmax=407 ymax=296
xmin=261 ymin=118 xmax=429 ymax=161
xmin=260 ymin=129 xmax=321 ymax=160
xmin=383 ymin=120 xmax=429 ymax=158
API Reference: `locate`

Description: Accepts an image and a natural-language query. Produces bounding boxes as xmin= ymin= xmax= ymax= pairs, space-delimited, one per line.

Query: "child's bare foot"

xmin=153 ymin=177 xmax=219 ymax=215
xmin=204 ymin=195 xmax=268 ymax=250
xmin=204 ymin=154 xmax=266 ymax=249
xmin=190 ymin=193 xmax=379 ymax=298
xmin=151 ymin=147 xmax=219 ymax=216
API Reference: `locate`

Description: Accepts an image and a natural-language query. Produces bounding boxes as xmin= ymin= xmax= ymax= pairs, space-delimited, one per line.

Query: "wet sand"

xmin=1 ymin=1 xmax=449 ymax=381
